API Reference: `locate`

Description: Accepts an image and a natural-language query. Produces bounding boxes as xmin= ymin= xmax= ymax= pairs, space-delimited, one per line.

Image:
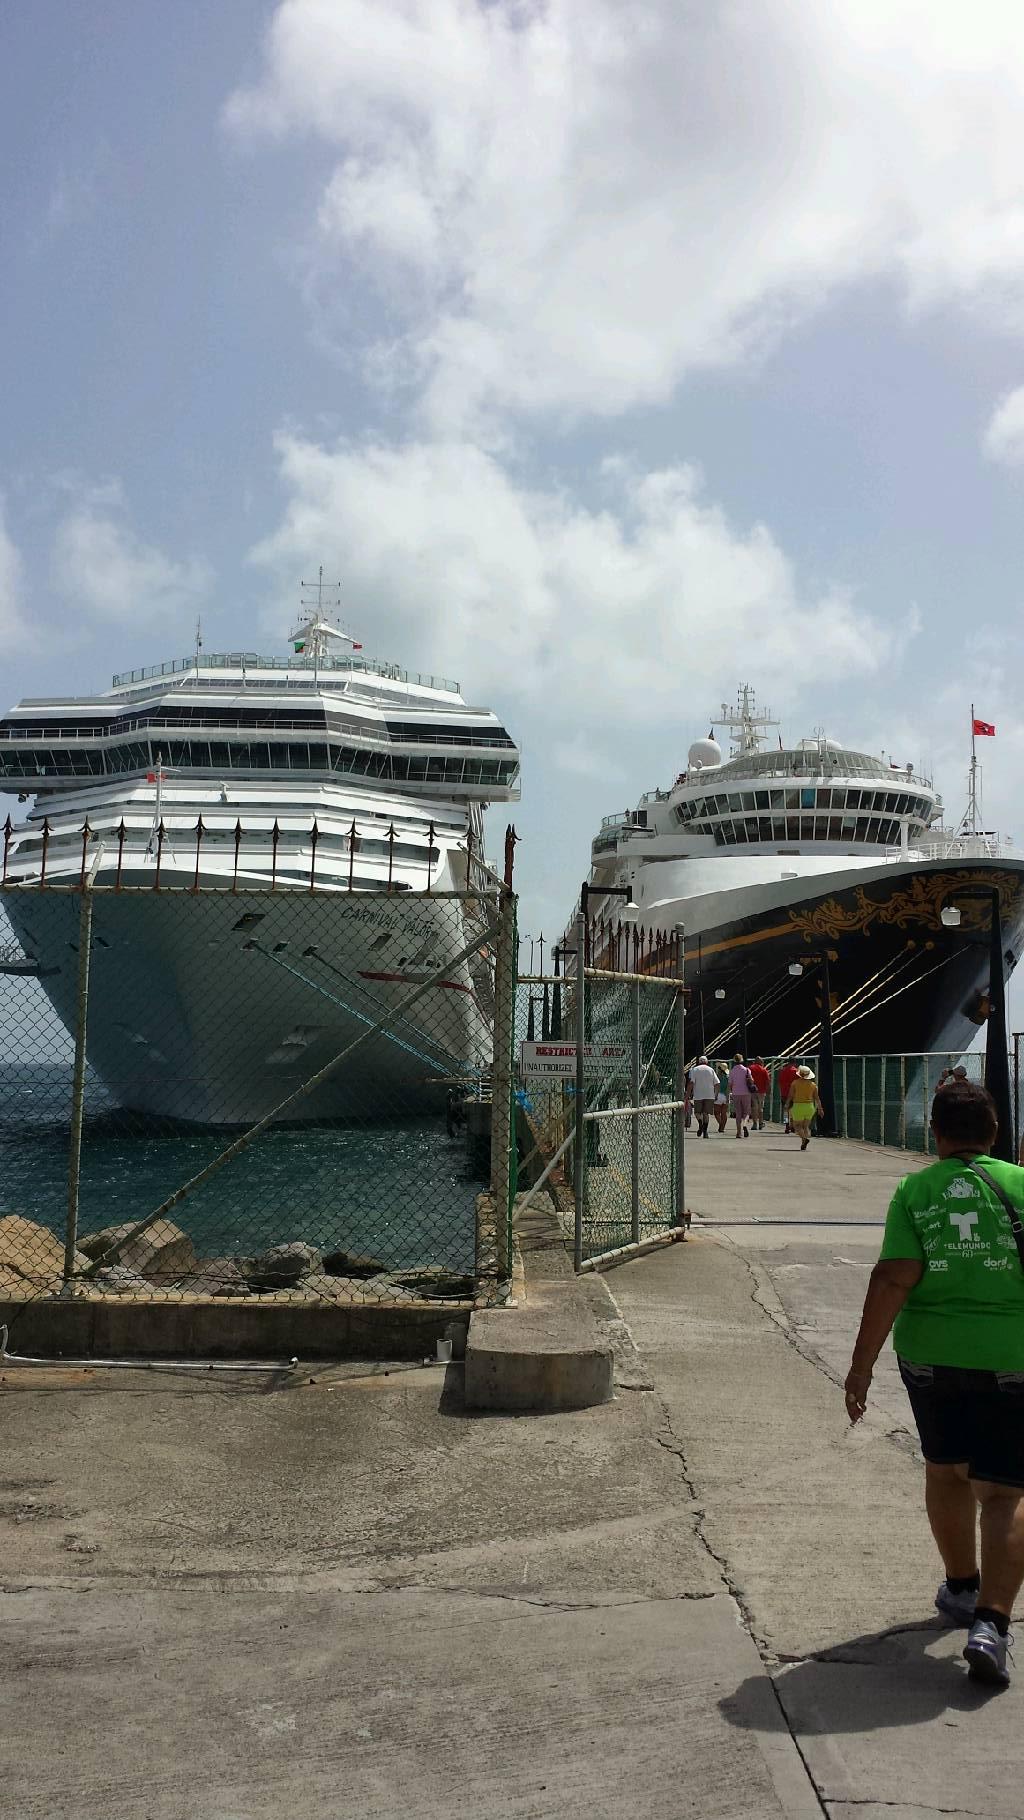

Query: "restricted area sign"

xmin=519 ymin=1041 xmax=628 ymax=1078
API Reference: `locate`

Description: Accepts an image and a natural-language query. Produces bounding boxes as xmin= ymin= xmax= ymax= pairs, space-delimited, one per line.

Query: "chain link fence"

xmin=514 ymin=950 xmax=687 ymax=1266
xmin=728 ymin=1050 xmax=995 ymax=1155
xmin=0 ymin=882 xmax=516 ymax=1312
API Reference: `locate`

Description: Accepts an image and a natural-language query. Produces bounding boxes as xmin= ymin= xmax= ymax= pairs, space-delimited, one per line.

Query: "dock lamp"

xmin=580 ymin=880 xmax=640 ymax=970
xmin=939 ymin=888 xmax=1013 ymax=1161
xmin=786 ymin=952 xmax=838 ymax=1137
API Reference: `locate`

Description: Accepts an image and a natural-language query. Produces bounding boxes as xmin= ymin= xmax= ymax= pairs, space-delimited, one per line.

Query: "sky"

xmin=4 ymin=0 xmax=1024 ymax=1008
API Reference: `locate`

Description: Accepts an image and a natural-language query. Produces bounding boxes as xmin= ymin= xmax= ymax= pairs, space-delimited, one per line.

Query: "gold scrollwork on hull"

xmin=787 ymin=870 xmax=1020 ymax=945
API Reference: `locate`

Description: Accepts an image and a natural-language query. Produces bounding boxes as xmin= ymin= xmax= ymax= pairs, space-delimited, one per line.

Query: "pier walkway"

xmin=4 ymin=1127 xmax=1024 ymax=1817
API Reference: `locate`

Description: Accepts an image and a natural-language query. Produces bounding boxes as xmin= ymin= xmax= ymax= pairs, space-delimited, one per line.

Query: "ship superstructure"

xmin=0 ymin=616 xmax=520 ymax=1122
xmin=576 ymin=687 xmax=1024 ymax=1059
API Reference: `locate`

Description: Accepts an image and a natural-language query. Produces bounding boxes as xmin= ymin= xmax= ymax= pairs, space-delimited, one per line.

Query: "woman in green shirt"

xmin=846 ymin=1080 xmax=1024 ymax=1688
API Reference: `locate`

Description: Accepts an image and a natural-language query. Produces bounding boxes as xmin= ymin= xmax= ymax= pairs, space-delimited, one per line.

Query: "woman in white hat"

xmin=786 ymin=1065 xmax=824 ymax=1151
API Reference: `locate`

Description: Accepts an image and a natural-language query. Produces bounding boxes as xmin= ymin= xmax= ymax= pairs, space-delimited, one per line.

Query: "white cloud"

xmin=251 ymin=432 xmax=893 ymax=726
xmin=0 ymin=499 xmax=26 ymax=652
xmin=227 ymin=0 xmax=1024 ymax=431
xmin=983 ymin=386 xmax=1024 ymax=466
xmin=52 ymin=495 xmax=211 ymax=625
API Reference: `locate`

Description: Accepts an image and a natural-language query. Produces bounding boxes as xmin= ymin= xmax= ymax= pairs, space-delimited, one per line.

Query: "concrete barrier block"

xmin=464 ymin=1305 xmax=613 ymax=1412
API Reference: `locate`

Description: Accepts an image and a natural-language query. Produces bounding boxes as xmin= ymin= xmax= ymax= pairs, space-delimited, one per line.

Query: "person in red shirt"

xmin=748 ymin=1056 xmax=771 ymax=1130
xmin=777 ymin=1060 xmax=799 ymax=1132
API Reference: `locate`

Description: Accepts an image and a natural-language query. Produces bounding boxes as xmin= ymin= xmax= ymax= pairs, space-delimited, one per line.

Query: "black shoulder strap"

xmin=960 ymin=1160 xmax=1024 ymax=1275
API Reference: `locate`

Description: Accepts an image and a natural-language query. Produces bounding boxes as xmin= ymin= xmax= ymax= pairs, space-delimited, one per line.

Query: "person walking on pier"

xmin=714 ymin=1064 xmax=730 ymax=1133
xmin=785 ymin=1066 xmax=823 ymax=1151
xmin=845 ymin=1080 xmax=1024 ymax=1688
xmin=778 ymin=1059 xmax=799 ymax=1132
xmin=728 ymin=1054 xmax=755 ymax=1138
xmin=688 ymin=1056 xmax=717 ymax=1138
xmin=748 ymin=1056 xmax=770 ymax=1130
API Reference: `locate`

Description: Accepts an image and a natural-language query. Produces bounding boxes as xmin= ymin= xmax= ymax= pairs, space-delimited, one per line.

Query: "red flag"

xmin=973 ymin=718 xmax=996 ymax=737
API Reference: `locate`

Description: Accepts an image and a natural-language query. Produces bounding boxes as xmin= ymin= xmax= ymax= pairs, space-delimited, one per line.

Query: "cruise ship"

xmin=575 ymin=689 xmax=1024 ymax=1060
xmin=0 ymin=611 xmax=520 ymax=1122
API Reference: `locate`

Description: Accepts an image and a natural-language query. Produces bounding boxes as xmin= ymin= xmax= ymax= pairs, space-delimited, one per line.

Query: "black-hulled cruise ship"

xmin=575 ymin=689 xmax=1024 ymax=1061
xmin=0 ymin=615 xmax=520 ymax=1122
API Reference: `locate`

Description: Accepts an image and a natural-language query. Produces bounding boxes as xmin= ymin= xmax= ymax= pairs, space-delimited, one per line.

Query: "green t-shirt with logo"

xmin=879 ymin=1155 xmax=1024 ymax=1370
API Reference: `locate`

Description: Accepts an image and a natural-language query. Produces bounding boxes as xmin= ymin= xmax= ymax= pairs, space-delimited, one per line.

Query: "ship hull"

xmin=3 ymin=885 xmax=493 ymax=1124
xmin=599 ymin=857 xmax=1024 ymax=1061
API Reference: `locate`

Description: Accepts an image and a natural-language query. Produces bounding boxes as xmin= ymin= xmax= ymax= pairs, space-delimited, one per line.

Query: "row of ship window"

xmin=1 ymin=713 xmax=515 ymax=749
xmin=0 ymin=742 xmax=518 ymax=786
xmin=688 ymin=814 xmax=915 ymax=847
xmin=680 ymin=785 xmax=930 ymax=822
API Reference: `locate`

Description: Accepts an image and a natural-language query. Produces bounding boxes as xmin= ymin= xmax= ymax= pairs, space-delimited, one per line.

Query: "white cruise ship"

xmin=575 ymin=688 xmax=1024 ymax=1060
xmin=0 ymin=613 xmax=520 ymax=1123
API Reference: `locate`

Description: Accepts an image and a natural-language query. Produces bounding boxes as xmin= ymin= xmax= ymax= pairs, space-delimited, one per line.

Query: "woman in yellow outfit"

xmin=786 ymin=1065 xmax=824 ymax=1152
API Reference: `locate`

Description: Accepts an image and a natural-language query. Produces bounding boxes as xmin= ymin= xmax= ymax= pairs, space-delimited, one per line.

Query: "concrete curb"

xmin=0 ymin=1298 xmax=470 ymax=1361
xmin=464 ymin=1198 xmax=613 ymax=1412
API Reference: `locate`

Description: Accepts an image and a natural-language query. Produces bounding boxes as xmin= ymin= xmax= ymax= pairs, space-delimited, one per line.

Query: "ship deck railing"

xmin=889 ymin=834 xmax=1014 ymax=862
xmin=109 ymin=653 xmax=461 ymax=693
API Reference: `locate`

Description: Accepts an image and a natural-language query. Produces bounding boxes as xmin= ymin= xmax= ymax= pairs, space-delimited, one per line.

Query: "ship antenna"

xmin=718 ymin=685 xmax=780 ymax=756
xmin=295 ymin=567 xmax=345 ymax=685
xmin=194 ymin=615 xmax=202 ymax=673
xmin=958 ymin=702 xmax=983 ymax=837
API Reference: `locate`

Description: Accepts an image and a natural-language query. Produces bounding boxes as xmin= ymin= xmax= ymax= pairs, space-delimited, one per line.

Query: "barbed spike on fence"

xmin=271 ymin=818 xmax=280 ymax=891
xmin=193 ymin=816 xmax=206 ymax=892
xmin=154 ymin=819 xmax=165 ymax=891
xmin=426 ymin=821 xmax=436 ymax=893
xmin=39 ymin=816 xmax=51 ymax=887
xmin=2 ymin=815 xmax=11 ymax=885
xmin=232 ymin=820 xmax=241 ymax=892
xmin=386 ymin=823 xmax=396 ymax=894
xmin=79 ymin=820 xmax=92 ymax=890
xmin=310 ymin=818 xmax=320 ymax=892
xmin=115 ymin=819 xmax=127 ymax=890
xmin=503 ymin=822 xmax=519 ymax=889
xmin=348 ymin=817 xmax=358 ymax=893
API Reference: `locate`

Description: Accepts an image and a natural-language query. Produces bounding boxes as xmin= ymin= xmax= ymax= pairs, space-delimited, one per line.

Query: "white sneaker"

xmin=934 ymin=1580 xmax=977 ymax=1626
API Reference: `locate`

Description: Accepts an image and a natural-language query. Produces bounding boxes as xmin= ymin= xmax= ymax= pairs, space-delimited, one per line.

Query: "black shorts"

xmin=898 ymin=1358 xmax=1024 ymax=1489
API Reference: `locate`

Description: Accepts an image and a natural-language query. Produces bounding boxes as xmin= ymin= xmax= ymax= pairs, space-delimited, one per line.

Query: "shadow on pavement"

xmin=722 ymin=1622 xmax=1007 ymax=1735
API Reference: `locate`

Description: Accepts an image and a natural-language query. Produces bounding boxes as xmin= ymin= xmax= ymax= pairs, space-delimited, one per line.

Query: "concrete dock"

xmin=3 ymin=1125 xmax=1023 ymax=1818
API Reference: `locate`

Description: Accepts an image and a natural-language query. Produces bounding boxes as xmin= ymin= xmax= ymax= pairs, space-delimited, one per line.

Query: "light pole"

xmin=940 ymin=888 xmax=1013 ymax=1161
xmin=580 ymin=879 xmax=639 ymax=966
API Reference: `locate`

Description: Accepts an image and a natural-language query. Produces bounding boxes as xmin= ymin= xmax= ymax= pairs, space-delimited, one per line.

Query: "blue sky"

xmin=4 ymin=0 xmax=1024 ymax=1001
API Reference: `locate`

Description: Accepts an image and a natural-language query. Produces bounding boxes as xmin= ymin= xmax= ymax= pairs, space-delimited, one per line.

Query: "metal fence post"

xmin=673 ymin=924 xmax=687 ymax=1230
xmin=630 ymin=978 xmax=641 ymax=1245
xmin=839 ymin=1056 xmax=848 ymax=1137
xmin=899 ymin=1054 xmax=907 ymax=1150
xmin=879 ymin=1054 xmax=887 ymax=1146
xmin=574 ymin=912 xmax=587 ymax=1272
xmin=923 ymin=1058 xmax=931 ymax=1155
xmin=489 ymin=891 xmax=517 ymax=1283
xmin=64 ymin=884 xmax=95 ymax=1285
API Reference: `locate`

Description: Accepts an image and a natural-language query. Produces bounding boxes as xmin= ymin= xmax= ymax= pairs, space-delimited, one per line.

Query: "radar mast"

xmin=288 ymin=566 xmax=361 ymax=682
xmin=718 ymin=685 xmax=779 ymax=756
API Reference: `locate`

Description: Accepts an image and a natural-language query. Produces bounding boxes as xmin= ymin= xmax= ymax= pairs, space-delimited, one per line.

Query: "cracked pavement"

xmin=610 ymin=1127 xmax=1024 ymax=1820
xmin=3 ymin=1130 xmax=1022 ymax=1817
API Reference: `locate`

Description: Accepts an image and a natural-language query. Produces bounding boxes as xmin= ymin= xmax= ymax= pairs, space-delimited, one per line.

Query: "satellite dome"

xmin=687 ymin=737 xmax=722 ymax=771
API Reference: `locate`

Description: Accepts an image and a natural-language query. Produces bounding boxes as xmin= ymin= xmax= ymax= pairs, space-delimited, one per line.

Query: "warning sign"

xmin=519 ymin=1041 xmax=628 ymax=1078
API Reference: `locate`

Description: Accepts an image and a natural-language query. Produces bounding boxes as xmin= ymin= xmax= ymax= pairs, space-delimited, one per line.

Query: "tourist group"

xmin=685 ymin=1054 xmax=825 ymax=1150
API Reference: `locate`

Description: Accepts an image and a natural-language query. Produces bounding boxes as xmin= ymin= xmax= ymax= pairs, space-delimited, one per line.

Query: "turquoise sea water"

xmin=0 ymin=1066 xmax=479 ymax=1272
